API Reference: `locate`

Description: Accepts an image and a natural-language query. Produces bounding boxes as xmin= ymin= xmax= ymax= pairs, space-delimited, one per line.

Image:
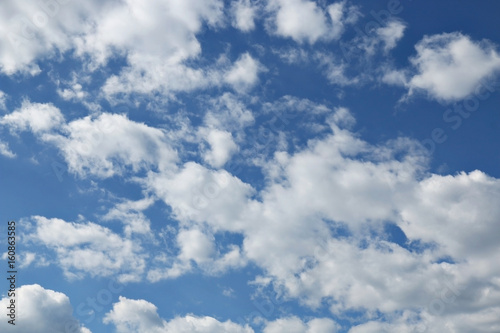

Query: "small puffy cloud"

xmin=0 ymin=284 xmax=91 ymax=333
xmin=27 ymin=216 xmax=146 ymax=282
xmin=204 ymin=93 xmax=255 ymax=133
xmin=104 ymin=296 xmax=254 ymax=333
xmin=407 ymin=32 xmax=500 ymax=102
xmin=103 ymin=197 xmax=155 ymax=237
xmin=376 ymin=20 xmax=406 ymax=52
xmin=57 ymin=83 xmax=87 ymax=101
xmin=231 ymin=0 xmax=258 ymax=32
xmin=225 ymin=53 xmax=265 ymax=92
xmin=266 ymin=0 xmax=357 ymax=44
xmin=0 ymin=141 xmax=16 ymax=158
xmin=202 ymin=128 xmax=238 ymax=168
xmin=348 ymin=19 xmax=406 ymax=58
xmin=264 ymin=316 xmax=339 ymax=333
xmin=315 ymin=52 xmax=359 ymax=86
xmin=0 ymin=100 xmax=64 ymax=133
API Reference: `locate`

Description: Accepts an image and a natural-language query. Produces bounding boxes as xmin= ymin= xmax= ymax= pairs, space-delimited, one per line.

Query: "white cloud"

xmin=231 ymin=0 xmax=258 ymax=32
xmin=145 ymin=162 xmax=253 ymax=232
xmin=0 ymin=0 xmax=106 ymax=75
xmin=0 ymin=100 xmax=64 ymax=133
xmin=103 ymin=197 xmax=155 ymax=237
xmin=202 ymin=128 xmax=238 ymax=167
xmin=45 ymin=113 xmax=178 ymax=178
xmin=225 ymin=53 xmax=265 ymax=92
xmin=273 ymin=47 xmax=310 ymax=65
xmin=57 ymin=83 xmax=87 ymax=101
xmin=400 ymin=170 xmax=500 ymax=260
xmin=104 ymin=296 xmax=254 ymax=333
xmin=0 ymin=90 xmax=6 ymax=109
xmin=0 ymin=141 xmax=16 ymax=158
xmin=27 ymin=216 xmax=147 ymax=282
xmin=0 ymin=1 xmax=229 ymax=100
xmin=264 ymin=316 xmax=339 ymax=333
xmin=177 ymin=228 xmax=215 ymax=264
xmin=407 ymin=32 xmax=500 ymax=102
xmin=0 ymin=284 xmax=91 ymax=333
xmin=348 ymin=308 xmax=500 ymax=333
xmin=315 ymin=52 xmax=359 ymax=86
xmin=81 ymin=0 xmax=225 ymax=100
xmin=347 ymin=19 xmax=406 ymax=59
xmin=376 ymin=20 xmax=406 ymax=52
xmin=204 ymin=93 xmax=255 ymax=133
xmin=266 ymin=0 xmax=357 ymax=44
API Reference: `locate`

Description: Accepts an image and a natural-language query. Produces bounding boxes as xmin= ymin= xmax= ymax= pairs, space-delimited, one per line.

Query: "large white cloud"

xmin=0 ymin=284 xmax=91 ymax=333
xmin=407 ymin=32 xmax=500 ymax=101
xmin=103 ymin=296 xmax=254 ymax=333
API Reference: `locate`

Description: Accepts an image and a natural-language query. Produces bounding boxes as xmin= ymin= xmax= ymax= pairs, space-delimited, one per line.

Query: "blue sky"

xmin=1 ymin=0 xmax=500 ymax=332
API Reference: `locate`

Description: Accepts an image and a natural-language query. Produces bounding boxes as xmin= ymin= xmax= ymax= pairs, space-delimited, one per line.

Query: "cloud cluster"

xmin=5 ymin=93 xmax=500 ymax=330
xmin=2 ymin=2 xmax=500 ymax=332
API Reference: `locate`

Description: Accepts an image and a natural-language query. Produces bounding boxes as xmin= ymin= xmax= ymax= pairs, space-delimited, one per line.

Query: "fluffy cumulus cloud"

xmin=266 ymin=0 xmax=358 ymax=44
xmin=0 ymin=100 xmax=64 ymax=133
xmin=103 ymin=197 xmax=155 ymax=237
xmin=47 ymin=113 xmax=178 ymax=178
xmin=26 ymin=216 xmax=147 ymax=282
xmin=406 ymin=32 xmax=500 ymax=101
xmin=231 ymin=0 xmax=258 ymax=32
xmin=224 ymin=53 xmax=265 ymax=92
xmin=0 ymin=101 xmax=179 ymax=178
xmin=360 ymin=19 xmax=406 ymax=55
xmin=0 ymin=284 xmax=90 ymax=333
xmin=103 ymin=296 xmax=253 ymax=333
xmin=202 ymin=128 xmax=238 ymax=167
